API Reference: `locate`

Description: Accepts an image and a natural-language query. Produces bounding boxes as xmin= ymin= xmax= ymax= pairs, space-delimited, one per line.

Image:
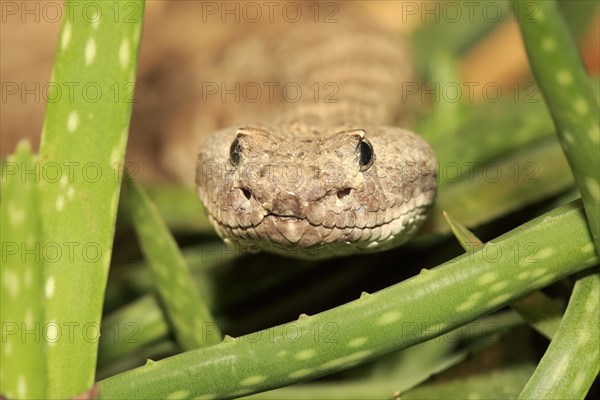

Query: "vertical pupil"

xmin=359 ymin=140 xmax=372 ymax=166
xmin=230 ymin=139 xmax=240 ymax=165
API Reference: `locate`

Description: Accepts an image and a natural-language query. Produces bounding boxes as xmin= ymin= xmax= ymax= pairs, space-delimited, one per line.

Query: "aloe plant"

xmin=1 ymin=143 xmax=47 ymax=399
xmin=98 ymin=200 xmax=598 ymax=398
xmin=124 ymin=179 xmax=221 ymax=349
xmin=513 ymin=1 xmax=600 ymax=397
xmin=97 ymin=2 xmax=599 ymax=398
xmin=514 ymin=0 xmax=599 ymax=251
xmin=443 ymin=211 xmax=563 ymax=340
xmin=1 ymin=1 xmax=145 ymax=398
xmin=519 ymin=271 xmax=599 ymax=399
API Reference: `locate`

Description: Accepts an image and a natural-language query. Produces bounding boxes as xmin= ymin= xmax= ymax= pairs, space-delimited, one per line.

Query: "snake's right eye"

xmin=230 ymin=138 xmax=241 ymax=166
xmin=358 ymin=138 xmax=374 ymax=171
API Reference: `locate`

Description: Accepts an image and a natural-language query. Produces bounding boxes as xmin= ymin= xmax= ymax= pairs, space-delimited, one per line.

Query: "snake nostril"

xmin=337 ymin=188 xmax=351 ymax=199
xmin=240 ymin=188 xmax=252 ymax=200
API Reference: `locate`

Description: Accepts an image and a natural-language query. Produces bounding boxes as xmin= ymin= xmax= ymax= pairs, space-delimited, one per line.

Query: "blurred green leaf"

xmin=515 ymin=0 xmax=600 ymax=251
xmin=0 ymin=141 xmax=47 ymax=399
xmin=125 ymin=179 xmax=221 ymax=349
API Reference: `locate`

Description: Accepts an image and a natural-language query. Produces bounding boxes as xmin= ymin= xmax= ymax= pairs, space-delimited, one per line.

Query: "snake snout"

xmin=268 ymin=191 xmax=305 ymax=218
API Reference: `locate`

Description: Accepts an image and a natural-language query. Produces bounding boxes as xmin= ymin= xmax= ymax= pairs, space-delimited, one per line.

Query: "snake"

xmin=195 ymin=21 xmax=438 ymax=259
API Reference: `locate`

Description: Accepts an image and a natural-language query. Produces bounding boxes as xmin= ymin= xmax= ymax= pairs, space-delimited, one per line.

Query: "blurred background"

xmin=2 ymin=1 xmax=598 ymax=181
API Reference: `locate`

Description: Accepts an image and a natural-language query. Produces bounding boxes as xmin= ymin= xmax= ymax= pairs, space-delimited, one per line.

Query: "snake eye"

xmin=358 ymin=138 xmax=374 ymax=171
xmin=230 ymin=138 xmax=241 ymax=166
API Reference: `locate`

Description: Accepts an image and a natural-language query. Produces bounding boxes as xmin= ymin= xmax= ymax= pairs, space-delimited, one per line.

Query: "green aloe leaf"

xmin=97 ymin=340 xmax=178 ymax=381
xmin=37 ymin=1 xmax=145 ymax=396
xmin=117 ymin=184 xmax=213 ymax=233
xmin=431 ymin=138 xmax=573 ymax=234
xmin=245 ymin=311 xmax=524 ymax=399
xmin=1 ymin=141 xmax=47 ymax=399
xmin=514 ymin=0 xmax=600 ymax=251
xmin=518 ymin=270 xmax=600 ymax=399
xmin=98 ymin=294 xmax=169 ymax=368
xmin=124 ymin=179 xmax=221 ymax=349
xmin=443 ymin=211 xmax=563 ymax=339
xmin=98 ymin=201 xmax=598 ymax=399
xmin=509 ymin=291 xmax=563 ymax=340
xmin=403 ymin=363 xmax=535 ymax=399
xmin=442 ymin=211 xmax=482 ymax=247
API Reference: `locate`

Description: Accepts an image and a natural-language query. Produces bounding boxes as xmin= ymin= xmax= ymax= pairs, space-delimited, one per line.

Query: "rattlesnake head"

xmin=196 ymin=124 xmax=437 ymax=259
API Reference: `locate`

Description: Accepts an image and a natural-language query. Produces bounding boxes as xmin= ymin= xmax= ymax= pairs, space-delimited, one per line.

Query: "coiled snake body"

xmin=196 ymin=23 xmax=437 ymax=259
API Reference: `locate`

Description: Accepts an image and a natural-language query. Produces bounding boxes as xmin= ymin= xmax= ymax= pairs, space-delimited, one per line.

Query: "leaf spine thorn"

xmin=223 ymin=335 xmax=236 ymax=343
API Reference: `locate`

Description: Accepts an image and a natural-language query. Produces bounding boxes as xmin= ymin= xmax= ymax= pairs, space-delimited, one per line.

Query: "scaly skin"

xmin=196 ymin=24 xmax=437 ymax=259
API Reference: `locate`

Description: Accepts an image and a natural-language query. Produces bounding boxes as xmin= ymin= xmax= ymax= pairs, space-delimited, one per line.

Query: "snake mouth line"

xmin=264 ymin=214 xmax=305 ymax=223
xmin=209 ymin=195 xmax=433 ymax=253
xmin=215 ymin=211 xmax=393 ymax=233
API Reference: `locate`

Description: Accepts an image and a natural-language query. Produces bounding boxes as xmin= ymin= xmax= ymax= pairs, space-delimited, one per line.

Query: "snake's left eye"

xmin=358 ymin=138 xmax=374 ymax=171
xmin=230 ymin=138 xmax=241 ymax=166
